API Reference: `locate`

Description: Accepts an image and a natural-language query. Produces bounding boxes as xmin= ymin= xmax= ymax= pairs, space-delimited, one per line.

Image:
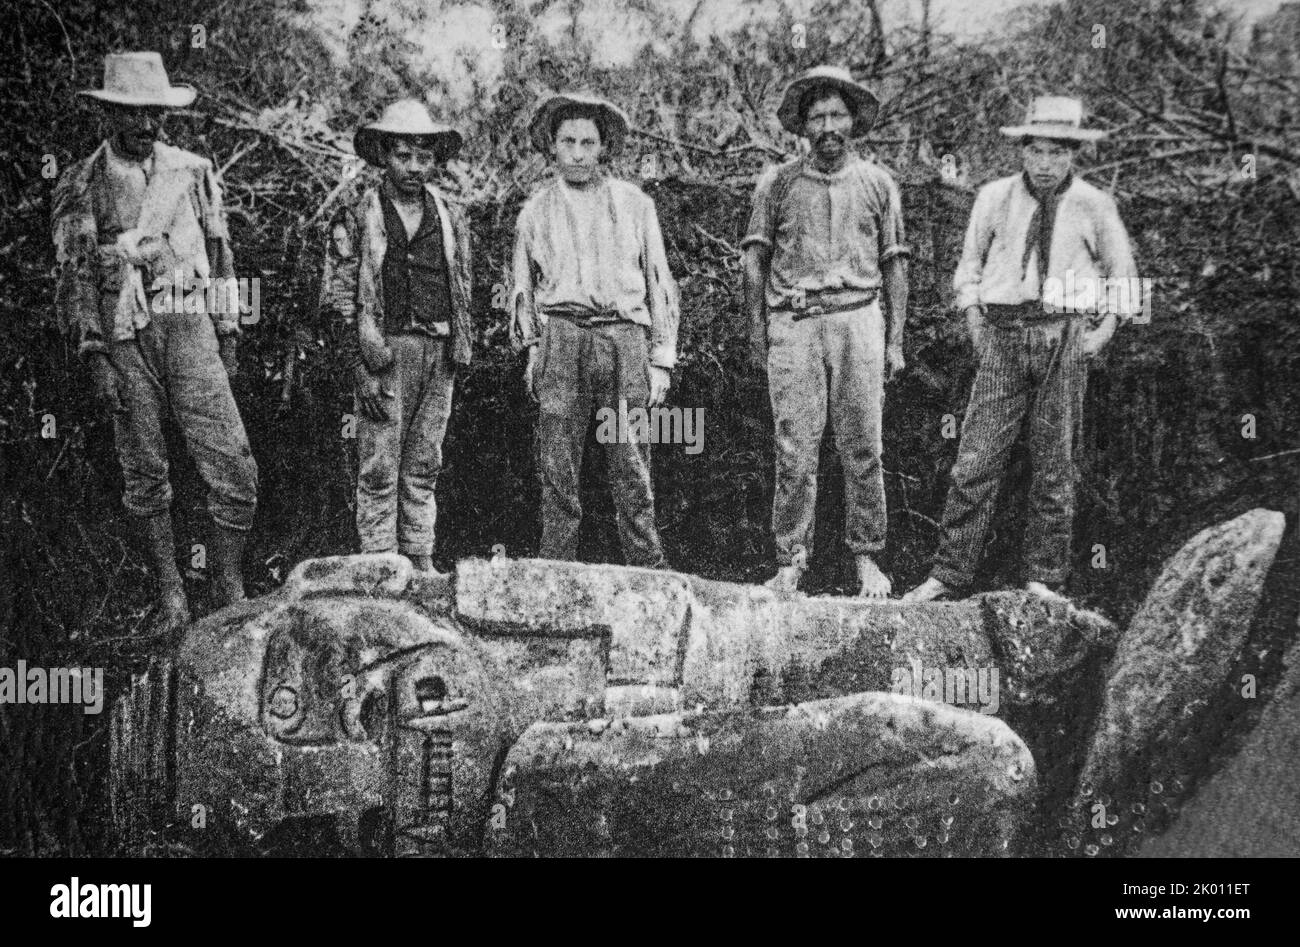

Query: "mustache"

xmin=814 ymin=132 xmax=845 ymax=146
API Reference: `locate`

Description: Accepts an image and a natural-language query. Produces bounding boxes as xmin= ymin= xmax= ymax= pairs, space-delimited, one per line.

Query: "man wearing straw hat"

xmin=319 ymin=98 xmax=472 ymax=573
xmin=52 ymin=52 xmax=257 ymax=637
xmin=742 ymin=66 xmax=910 ymax=598
xmin=510 ymin=92 xmax=679 ymax=567
xmin=903 ymin=96 xmax=1139 ymax=603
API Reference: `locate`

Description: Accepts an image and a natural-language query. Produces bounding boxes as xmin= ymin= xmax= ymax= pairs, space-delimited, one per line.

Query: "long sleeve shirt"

xmin=51 ymin=140 xmax=237 ymax=359
xmin=741 ymin=156 xmax=910 ymax=311
xmin=954 ymin=173 xmax=1140 ymax=318
xmin=510 ymin=175 xmax=679 ymax=369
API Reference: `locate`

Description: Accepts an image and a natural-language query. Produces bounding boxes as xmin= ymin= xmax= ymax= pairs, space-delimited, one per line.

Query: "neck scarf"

xmin=1020 ymin=171 xmax=1073 ymax=286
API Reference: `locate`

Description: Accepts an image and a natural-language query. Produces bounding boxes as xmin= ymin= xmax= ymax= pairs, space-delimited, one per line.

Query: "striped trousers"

xmin=930 ymin=318 xmax=1087 ymax=590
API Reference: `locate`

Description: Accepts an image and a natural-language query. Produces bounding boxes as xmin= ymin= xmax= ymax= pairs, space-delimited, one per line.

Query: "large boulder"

xmin=1067 ymin=508 xmax=1285 ymax=852
xmin=484 ymin=691 xmax=1036 ymax=858
xmin=456 ymin=557 xmax=1115 ymax=721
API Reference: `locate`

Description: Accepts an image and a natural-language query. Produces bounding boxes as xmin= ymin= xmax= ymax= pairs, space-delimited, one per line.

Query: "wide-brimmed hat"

xmin=353 ymin=99 xmax=463 ymax=166
xmin=78 ymin=52 xmax=196 ymax=109
xmin=527 ymin=91 xmax=630 ymax=154
xmin=1000 ymin=96 xmax=1107 ymax=143
xmin=777 ymin=65 xmax=879 ymax=138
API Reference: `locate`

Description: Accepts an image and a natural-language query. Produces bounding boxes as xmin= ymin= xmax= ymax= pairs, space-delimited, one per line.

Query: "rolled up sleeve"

xmin=877 ymin=172 xmax=911 ymax=263
xmin=740 ymin=166 xmax=778 ymax=252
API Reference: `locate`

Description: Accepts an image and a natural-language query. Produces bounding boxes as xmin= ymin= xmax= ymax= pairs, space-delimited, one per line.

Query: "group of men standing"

xmin=52 ymin=52 xmax=1138 ymax=639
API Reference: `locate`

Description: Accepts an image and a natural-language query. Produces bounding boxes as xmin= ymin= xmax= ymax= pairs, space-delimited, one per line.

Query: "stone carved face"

xmin=260 ymin=608 xmax=366 ymax=745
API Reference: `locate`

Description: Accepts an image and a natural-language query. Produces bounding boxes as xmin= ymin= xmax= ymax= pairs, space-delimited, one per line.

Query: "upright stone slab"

xmin=1140 ymin=627 xmax=1300 ymax=857
xmin=1073 ymin=509 xmax=1286 ymax=823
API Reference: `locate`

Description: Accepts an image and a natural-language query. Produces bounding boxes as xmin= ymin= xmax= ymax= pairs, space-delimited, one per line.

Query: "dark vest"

xmin=380 ymin=191 xmax=454 ymax=335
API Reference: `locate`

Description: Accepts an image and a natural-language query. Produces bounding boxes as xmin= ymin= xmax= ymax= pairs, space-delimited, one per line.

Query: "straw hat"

xmin=776 ymin=65 xmax=879 ymax=138
xmin=78 ymin=52 xmax=196 ymax=108
xmin=353 ymin=99 xmax=463 ymax=166
xmin=527 ymin=91 xmax=630 ymax=154
xmin=1000 ymin=96 xmax=1107 ymax=143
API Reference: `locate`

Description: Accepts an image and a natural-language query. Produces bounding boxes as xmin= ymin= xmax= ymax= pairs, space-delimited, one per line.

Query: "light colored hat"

xmin=78 ymin=52 xmax=196 ymax=108
xmin=527 ymin=91 xmax=630 ymax=154
xmin=353 ymin=99 xmax=463 ymax=166
xmin=777 ymin=65 xmax=879 ymax=138
xmin=1000 ymin=96 xmax=1107 ymax=143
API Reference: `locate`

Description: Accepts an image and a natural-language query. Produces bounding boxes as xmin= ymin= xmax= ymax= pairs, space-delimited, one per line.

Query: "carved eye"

xmin=269 ymin=685 xmax=299 ymax=720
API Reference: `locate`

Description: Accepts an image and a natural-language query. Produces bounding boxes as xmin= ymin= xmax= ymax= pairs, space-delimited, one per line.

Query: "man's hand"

xmin=885 ymin=342 xmax=905 ymax=382
xmin=648 ymin=366 xmax=671 ymax=408
xmin=355 ymin=363 xmax=394 ymax=422
xmin=218 ymin=334 xmax=239 ymax=379
xmin=1081 ymin=313 xmax=1117 ymax=361
xmin=89 ymin=354 xmax=126 ymax=418
xmin=965 ymin=305 xmax=987 ymax=352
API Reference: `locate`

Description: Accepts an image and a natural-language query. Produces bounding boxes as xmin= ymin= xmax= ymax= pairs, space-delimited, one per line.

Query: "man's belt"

xmin=777 ymin=290 xmax=877 ymax=321
xmin=543 ymin=303 xmax=625 ymax=327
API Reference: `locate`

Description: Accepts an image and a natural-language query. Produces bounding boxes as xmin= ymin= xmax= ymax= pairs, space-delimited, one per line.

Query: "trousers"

xmin=535 ymin=317 xmax=665 ymax=567
xmin=356 ymin=333 xmax=455 ymax=556
xmin=767 ymin=300 xmax=887 ymax=566
xmin=109 ymin=311 xmax=257 ymax=530
xmin=931 ymin=318 xmax=1087 ymax=589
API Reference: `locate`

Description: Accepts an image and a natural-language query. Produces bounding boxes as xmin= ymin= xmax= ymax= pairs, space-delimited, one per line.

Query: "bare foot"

xmin=900 ymin=576 xmax=953 ymax=603
xmin=1025 ymin=580 xmax=1068 ymax=603
xmin=764 ymin=565 xmax=803 ymax=596
xmin=145 ymin=587 xmax=191 ymax=640
xmin=407 ymin=554 xmax=435 ymax=573
xmin=856 ymin=555 xmax=892 ymax=599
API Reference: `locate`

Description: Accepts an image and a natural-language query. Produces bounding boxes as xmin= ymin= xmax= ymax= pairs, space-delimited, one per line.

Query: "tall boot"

xmin=209 ymin=524 xmax=248 ymax=609
xmin=139 ymin=512 xmax=190 ymax=639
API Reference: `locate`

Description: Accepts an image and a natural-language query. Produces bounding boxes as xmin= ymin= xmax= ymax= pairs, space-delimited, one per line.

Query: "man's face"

xmin=106 ymin=104 xmax=165 ymax=159
xmin=383 ymin=138 xmax=439 ymax=197
xmin=1022 ymin=138 xmax=1076 ymax=192
xmin=803 ymin=92 xmax=853 ymax=163
xmin=552 ymin=117 xmax=603 ymax=184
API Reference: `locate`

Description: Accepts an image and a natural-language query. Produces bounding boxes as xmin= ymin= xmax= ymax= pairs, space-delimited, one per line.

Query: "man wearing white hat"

xmin=742 ymin=66 xmax=910 ymax=598
xmin=52 ymin=52 xmax=257 ymax=637
xmin=319 ymin=98 xmax=472 ymax=573
xmin=903 ymin=96 xmax=1139 ymax=603
xmin=510 ymin=92 xmax=679 ymax=567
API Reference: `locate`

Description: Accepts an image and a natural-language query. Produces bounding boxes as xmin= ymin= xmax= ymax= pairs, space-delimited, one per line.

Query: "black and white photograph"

xmin=0 ymin=0 xmax=1296 ymax=925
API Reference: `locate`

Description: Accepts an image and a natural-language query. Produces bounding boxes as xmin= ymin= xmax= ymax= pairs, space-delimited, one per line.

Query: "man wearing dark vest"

xmin=742 ymin=66 xmax=910 ymax=598
xmin=320 ymin=99 xmax=473 ymax=573
xmin=52 ymin=52 xmax=257 ymax=638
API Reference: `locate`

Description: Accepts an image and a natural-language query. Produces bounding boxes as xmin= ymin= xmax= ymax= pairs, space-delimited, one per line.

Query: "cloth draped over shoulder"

xmin=51 ymin=140 xmax=237 ymax=359
xmin=320 ymin=182 xmax=473 ymax=371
